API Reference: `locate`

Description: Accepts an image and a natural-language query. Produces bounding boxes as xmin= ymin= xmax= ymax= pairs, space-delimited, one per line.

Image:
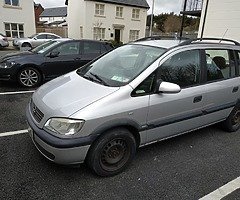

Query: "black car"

xmin=0 ymin=39 xmax=113 ymax=87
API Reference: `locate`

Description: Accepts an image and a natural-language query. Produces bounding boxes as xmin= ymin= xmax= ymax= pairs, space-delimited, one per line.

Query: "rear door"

xmin=80 ymin=41 xmax=102 ymax=65
xmin=200 ymin=48 xmax=240 ymax=124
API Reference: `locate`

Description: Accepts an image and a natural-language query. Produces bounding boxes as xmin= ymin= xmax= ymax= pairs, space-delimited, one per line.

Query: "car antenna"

xmin=219 ymin=29 xmax=228 ymax=44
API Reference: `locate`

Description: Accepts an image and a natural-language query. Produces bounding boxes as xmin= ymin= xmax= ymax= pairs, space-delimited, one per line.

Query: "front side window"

xmin=31 ymin=41 xmax=58 ymax=54
xmin=95 ymin=4 xmax=105 ymax=16
xmin=36 ymin=34 xmax=47 ymax=39
xmin=5 ymin=0 xmax=19 ymax=6
xmin=132 ymin=9 xmax=140 ymax=19
xmin=159 ymin=50 xmax=201 ymax=88
xmin=129 ymin=30 xmax=140 ymax=42
xmin=93 ymin=27 xmax=105 ymax=40
xmin=116 ymin=6 xmax=123 ymax=18
xmin=205 ymin=49 xmax=236 ymax=82
xmin=54 ymin=42 xmax=80 ymax=55
xmin=77 ymin=45 xmax=166 ymax=87
xmin=4 ymin=23 xmax=24 ymax=38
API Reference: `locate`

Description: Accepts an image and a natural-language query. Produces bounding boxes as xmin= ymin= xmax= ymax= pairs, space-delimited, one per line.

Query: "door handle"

xmin=232 ymin=86 xmax=239 ymax=93
xmin=193 ymin=96 xmax=202 ymax=103
xmin=74 ymin=57 xmax=81 ymax=61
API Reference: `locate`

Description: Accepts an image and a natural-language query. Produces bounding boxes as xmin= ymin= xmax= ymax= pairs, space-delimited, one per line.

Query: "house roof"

xmin=40 ymin=7 xmax=67 ymax=17
xmin=65 ymin=0 xmax=149 ymax=9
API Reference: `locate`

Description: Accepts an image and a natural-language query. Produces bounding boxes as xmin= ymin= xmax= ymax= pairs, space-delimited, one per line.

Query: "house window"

xmin=95 ymin=4 xmax=105 ymax=16
xmin=4 ymin=0 xmax=19 ymax=6
xmin=80 ymin=26 xmax=83 ymax=39
xmin=93 ymin=27 xmax=105 ymax=40
xmin=132 ymin=9 xmax=140 ymax=19
xmin=116 ymin=6 xmax=123 ymax=18
xmin=129 ymin=30 xmax=139 ymax=41
xmin=5 ymin=23 xmax=24 ymax=38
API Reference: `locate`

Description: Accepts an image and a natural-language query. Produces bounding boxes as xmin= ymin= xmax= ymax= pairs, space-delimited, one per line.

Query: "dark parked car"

xmin=0 ymin=39 xmax=113 ymax=87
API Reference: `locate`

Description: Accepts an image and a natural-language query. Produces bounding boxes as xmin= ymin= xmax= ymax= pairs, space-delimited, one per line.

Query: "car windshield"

xmin=77 ymin=44 xmax=166 ymax=87
xmin=31 ymin=41 xmax=59 ymax=54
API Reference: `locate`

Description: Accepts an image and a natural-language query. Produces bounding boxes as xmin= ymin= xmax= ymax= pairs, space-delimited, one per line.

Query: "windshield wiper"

xmin=83 ymin=72 xmax=108 ymax=86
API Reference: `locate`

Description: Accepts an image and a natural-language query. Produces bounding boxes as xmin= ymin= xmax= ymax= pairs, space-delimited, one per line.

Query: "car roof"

xmin=133 ymin=39 xmax=186 ymax=49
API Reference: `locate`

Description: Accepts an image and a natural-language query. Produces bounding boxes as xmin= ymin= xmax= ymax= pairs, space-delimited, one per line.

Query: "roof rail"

xmin=178 ymin=38 xmax=240 ymax=46
xmin=135 ymin=36 xmax=189 ymax=42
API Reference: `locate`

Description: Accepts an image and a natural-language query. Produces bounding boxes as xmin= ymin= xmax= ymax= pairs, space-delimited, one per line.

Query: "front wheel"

xmin=222 ymin=106 xmax=240 ymax=132
xmin=18 ymin=67 xmax=42 ymax=87
xmin=86 ymin=128 xmax=136 ymax=177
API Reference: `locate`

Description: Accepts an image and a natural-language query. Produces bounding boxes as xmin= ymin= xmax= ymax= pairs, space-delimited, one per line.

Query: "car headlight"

xmin=44 ymin=118 xmax=85 ymax=136
xmin=0 ymin=61 xmax=16 ymax=68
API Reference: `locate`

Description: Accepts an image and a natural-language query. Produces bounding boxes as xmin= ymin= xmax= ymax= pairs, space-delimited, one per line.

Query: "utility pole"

xmin=149 ymin=0 xmax=155 ymax=36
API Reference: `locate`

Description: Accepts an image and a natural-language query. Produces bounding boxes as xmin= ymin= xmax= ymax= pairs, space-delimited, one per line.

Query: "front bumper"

xmin=26 ymin=105 xmax=94 ymax=165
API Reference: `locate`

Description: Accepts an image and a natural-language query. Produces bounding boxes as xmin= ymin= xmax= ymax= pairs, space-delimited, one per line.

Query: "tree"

xmin=164 ymin=15 xmax=181 ymax=33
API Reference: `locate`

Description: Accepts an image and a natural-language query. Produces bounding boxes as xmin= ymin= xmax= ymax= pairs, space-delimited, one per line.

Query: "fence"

xmin=36 ymin=27 xmax=68 ymax=38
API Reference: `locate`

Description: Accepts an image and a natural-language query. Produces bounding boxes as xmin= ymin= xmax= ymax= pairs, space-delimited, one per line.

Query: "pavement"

xmin=0 ymin=50 xmax=240 ymax=200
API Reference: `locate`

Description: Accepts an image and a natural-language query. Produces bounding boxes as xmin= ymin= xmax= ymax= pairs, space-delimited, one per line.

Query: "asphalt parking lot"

xmin=0 ymin=49 xmax=240 ymax=200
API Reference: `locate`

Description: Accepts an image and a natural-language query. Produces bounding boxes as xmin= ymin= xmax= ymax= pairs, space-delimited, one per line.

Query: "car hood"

xmin=32 ymin=71 xmax=119 ymax=127
xmin=0 ymin=51 xmax=36 ymax=62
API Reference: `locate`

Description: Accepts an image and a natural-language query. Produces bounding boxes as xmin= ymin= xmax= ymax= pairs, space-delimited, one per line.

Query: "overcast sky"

xmin=35 ymin=0 xmax=183 ymax=14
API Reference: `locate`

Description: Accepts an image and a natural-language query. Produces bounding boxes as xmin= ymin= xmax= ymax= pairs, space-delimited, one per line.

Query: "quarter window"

xmin=132 ymin=9 xmax=140 ymax=19
xmin=205 ymin=49 xmax=236 ymax=81
xmin=116 ymin=6 xmax=123 ymax=18
xmin=95 ymin=4 xmax=105 ymax=16
xmin=4 ymin=23 xmax=24 ymax=38
xmin=5 ymin=0 xmax=19 ymax=6
xmin=159 ymin=50 xmax=201 ymax=88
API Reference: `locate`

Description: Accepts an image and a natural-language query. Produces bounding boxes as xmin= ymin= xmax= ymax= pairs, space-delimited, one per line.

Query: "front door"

xmin=146 ymin=49 xmax=207 ymax=143
xmin=114 ymin=29 xmax=121 ymax=43
xmin=43 ymin=41 xmax=82 ymax=79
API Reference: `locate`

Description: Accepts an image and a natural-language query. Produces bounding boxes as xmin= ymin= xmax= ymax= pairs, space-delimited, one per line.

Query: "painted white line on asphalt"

xmin=0 ymin=90 xmax=35 ymax=95
xmin=199 ymin=176 xmax=240 ymax=200
xmin=0 ymin=129 xmax=28 ymax=137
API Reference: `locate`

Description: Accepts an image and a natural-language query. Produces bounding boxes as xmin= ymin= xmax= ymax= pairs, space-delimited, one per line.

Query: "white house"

xmin=198 ymin=0 xmax=240 ymax=41
xmin=39 ymin=7 xmax=67 ymax=27
xmin=0 ymin=0 xmax=36 ymax=38
xmin=66 ymin=0 xmax=149 ymax=43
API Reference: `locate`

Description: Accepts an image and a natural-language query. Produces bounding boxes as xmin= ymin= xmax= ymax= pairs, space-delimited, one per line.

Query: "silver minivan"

xmin=27 ymin=38 xmax=240 ymax=176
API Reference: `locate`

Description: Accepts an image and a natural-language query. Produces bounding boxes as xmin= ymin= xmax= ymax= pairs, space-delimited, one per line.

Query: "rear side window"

xmin=83 ymin=42 xmax=101 ymax=54
xmin=205 ymin=49 xmax=236 ymax=81
xmin=236 ymin=51 xmax=240 ymax=74
xmin=159 ymin=50 xmax=201 ymax=88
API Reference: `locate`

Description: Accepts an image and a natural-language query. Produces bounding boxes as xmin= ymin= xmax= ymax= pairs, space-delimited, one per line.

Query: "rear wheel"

xmin=222 ymin=106 xmax=240 ymax=132
xmin=87 ymin=128 xmax=136 ymax=177
xmin=18 ymin=67 xmax=42 ymax=87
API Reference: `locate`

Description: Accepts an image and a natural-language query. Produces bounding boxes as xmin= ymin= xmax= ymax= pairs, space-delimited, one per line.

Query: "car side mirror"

xmin=158 ymin=81 xmax=181 ymax=94
xmin=33 ymin=37 xmax=37 ymax=40
xmin=49 ymin=51 xmax=60 ymax=58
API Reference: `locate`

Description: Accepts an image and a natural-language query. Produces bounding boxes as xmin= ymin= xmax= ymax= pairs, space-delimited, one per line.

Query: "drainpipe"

xmin=200 ymin=0 xmax=209 ymax=38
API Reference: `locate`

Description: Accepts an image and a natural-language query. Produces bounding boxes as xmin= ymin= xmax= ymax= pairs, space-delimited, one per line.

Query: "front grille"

xmin=30 ymin=100 xmax=44 ymax=123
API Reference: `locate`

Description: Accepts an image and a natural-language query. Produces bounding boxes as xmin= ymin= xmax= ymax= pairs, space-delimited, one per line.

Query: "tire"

xmin=18 ymin=67 xmax=42 ymax=87
xmin=21 ymin=43 xmax=32 ymax=48
xmin=222 ymin=105 xmax=240 ymax=132
xmin=86 ymin=128 xmax=137 ymax=177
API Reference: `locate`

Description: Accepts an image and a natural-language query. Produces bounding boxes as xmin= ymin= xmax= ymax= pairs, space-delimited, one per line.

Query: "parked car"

xmin=13 ymin=32 xmax=61 ymax=49
xmin=0 ymin=39 xmax=113 ymax=87
xmin=26 ymin=38 xmax=240 ymax=176
xmin=0 ymin=33 xmax=9 ymax=48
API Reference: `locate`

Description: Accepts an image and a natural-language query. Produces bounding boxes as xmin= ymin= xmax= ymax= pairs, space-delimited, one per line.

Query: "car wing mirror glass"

xmin=49 ymin=51 xmax=60 ymax=58
xmin=158 ymin=81 xmax=181 ymax=94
